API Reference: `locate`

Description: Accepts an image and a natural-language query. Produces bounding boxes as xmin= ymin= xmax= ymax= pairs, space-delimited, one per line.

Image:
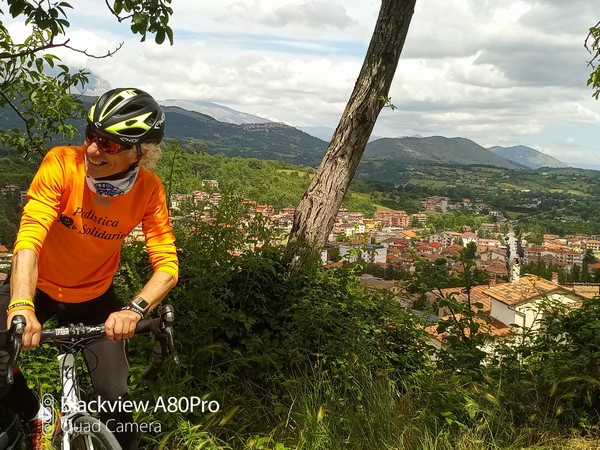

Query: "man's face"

xmin=84 ymin=133 xmax=138 ymax=178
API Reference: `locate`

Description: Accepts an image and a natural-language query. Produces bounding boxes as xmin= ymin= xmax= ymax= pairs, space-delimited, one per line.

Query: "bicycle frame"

xmin=57 ymin=352 xmax=90 ymax=450
xmin=35 ymin=339 xmax=112 ymax=450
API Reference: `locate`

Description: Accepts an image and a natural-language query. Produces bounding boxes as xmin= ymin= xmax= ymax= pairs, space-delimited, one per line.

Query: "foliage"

xmin=155 ymin=141 xmax=382 ymax=216
xmin=425 ymin=212 xmax=488 ymax=233
xmin=0 ymin=203 xmax=18 ymax=246
xmin=165 ymin=196 xmax=429 ymax=380
xmin=156 ymin=142 xmax=312 ymax=209
xmin=487 ymin=296 xmax=600 ymax=432
xmin=0 ymin=186 xmax=25 ymax=246
xmin=586 ymin=21 xmax=600 ymax=99
xmin=0 ymin=155 xmax=36 ymax=186
xmin=113 ymin=240 xmax=151 ymax=301
xmin=0 ymin=0 xmax=173 ymax=156
xmin=521 ymin=258 xmax=600 ymax=284
xmin=424 ymin=246 xmax=493 ymax=379
xmin=112 ymin=0 xmax=174 ymax=45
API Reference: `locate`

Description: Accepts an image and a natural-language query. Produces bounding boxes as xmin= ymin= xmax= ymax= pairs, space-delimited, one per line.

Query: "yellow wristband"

xmin=7 ymin=305 xmax=35 ymax=313
xmin=8 ymin=299 xmax=35 ymax=309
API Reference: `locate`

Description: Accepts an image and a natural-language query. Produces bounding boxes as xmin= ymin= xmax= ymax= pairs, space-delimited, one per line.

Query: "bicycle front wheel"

xmin=56 ymin=415 xmax=122 ymax=450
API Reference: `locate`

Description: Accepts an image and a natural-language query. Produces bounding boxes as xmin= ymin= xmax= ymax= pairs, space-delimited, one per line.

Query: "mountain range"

xmin=154 ymin=105 xmax=568 ymax=171
xmin=0 ymin=82 xmax=569 ymax=172
xmin=488 ymin=145 xmax=567 ymax=169
xmin=150 ymin=95 xmax=567 ymax=171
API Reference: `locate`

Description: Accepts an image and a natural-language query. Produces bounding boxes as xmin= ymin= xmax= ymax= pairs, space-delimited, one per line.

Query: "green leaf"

xmin=8 ymin=0 xmax=26 ymax=18
xmin=155 ymin=28 xmax=165 ymax=45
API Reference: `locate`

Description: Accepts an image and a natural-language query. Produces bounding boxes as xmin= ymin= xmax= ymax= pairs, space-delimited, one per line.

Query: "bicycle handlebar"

xmin=4 ymin=304 xmax=179 ymax=385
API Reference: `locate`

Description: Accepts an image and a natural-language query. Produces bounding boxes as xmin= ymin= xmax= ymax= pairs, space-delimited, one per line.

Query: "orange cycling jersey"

xmin=13 ymin=146 xmax=178 ymax=302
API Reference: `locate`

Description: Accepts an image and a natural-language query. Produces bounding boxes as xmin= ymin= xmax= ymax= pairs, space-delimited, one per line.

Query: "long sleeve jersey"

xmin=13 ymin=146 xmax=178 ymax=302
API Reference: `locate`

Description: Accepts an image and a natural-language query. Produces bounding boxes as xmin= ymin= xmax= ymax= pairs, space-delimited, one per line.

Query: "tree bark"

xmin=286 ymin=0 xmax=417 ymax=267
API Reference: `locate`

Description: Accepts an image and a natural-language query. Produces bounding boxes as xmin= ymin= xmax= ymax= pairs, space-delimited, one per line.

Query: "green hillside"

xmin=362 ymin=136 xmax=525 ymax=169
xmin=4 ymin=141 xmax=600 ymax=233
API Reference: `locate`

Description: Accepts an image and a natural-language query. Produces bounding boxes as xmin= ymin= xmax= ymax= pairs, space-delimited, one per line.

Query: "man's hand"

xmin=7 ymin=309 xmax=41 ymax=349
xmin=105 ymin=309 xmax=141 ymax=342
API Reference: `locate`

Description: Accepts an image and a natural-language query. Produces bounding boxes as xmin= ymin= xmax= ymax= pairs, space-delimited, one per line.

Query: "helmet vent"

xmin=106 ymin=97 xmax=125 ymax=114
xmin=121 ymin=104 xmax=142 ymax=115
xmin=120 ymin=128 xmax=144 ymax=136
xmin=145 ymin=113 xmax=158 ymax=126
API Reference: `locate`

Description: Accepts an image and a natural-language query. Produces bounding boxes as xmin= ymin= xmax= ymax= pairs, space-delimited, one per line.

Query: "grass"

xmin=23 ymin=324 xmax=600 ymax=450
xmin=349 ymin=192 xmax=392 ymax=211
xmin=406 ymin=179 xmax=449 ymax=188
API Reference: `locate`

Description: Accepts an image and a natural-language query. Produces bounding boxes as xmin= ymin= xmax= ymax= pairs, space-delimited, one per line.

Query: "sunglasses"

xmin=85 ymin=126 xmax=132 ymax=154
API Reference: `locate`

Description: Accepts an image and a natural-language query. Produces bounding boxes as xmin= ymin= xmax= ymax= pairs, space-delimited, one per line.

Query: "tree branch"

xmin=0 ymin=91 xmax=30 ymax=131
xmin=0 ymin=38 xmax=124 ymax=60
xmin=0 ymin=37 xmax=63 ymax=60
xmin=585 ymin=20 xmax=600 ymax=67
xmin=105 ymin=0 xmax=134 ymax=23
xmin=65 ymin=41 xmax=124 ymax=58
xmin=0 ymin=91 xmax=44 ymax=156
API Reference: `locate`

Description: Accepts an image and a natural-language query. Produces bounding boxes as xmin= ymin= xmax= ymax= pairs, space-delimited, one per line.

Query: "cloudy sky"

xmin=8 ymin=0 xmax=600 ymax=168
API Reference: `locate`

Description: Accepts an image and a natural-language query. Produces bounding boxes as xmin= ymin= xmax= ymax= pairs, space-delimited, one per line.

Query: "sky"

xmin=6 ymin=0 xmax=600 ymax=168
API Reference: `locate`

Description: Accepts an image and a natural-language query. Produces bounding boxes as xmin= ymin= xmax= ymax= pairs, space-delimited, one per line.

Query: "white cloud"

xmin=492 ymin=2 xmax=531 ymax=25
xmin=224 ymin=1 xmax=355 ymax=29
xmin=3 ymin=0 xmax=600 ymax=165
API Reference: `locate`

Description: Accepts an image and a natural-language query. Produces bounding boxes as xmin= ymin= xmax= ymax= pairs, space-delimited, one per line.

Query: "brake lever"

xmin=6 ymin=315 xmax=26 ymax=385
xmin=160 ymin=304 xmax=179 ymax=364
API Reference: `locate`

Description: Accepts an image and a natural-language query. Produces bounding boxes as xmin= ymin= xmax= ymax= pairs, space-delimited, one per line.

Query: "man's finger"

xmin=105 ymin=316 xmax=115 ymax=340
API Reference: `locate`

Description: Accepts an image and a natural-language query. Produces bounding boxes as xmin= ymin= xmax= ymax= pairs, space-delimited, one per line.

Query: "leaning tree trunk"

xmin=286 ymin=0 xmax=417 ymax=268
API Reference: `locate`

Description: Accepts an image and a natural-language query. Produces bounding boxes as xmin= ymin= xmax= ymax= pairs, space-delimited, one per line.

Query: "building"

xmin=427 ymin=275 xmax=587 ymax=348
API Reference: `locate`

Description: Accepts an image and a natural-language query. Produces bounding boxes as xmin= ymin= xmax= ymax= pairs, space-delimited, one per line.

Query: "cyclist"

xmin=0 ymin=88 xmax=179 ymax=450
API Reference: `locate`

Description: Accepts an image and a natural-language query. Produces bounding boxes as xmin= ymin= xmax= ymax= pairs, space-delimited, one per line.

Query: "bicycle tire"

xmin=54 ymin=415 xmax=122 ymax=450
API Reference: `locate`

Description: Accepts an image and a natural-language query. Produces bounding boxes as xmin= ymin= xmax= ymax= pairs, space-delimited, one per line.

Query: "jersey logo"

xmin=58 ymin=214 xmax=76 ymax=229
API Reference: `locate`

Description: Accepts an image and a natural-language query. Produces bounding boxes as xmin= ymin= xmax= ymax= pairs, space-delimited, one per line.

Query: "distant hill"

xmin=160 ymin=99 xmax=272 ymax=125
xmin=298 ymin=125 xmax=384 ymax=143
xmin=297 ymin=126 xmax=335 ymax=142
xmin=362 ymin=136 xmax=526 ymax=170
xmin=488 ymin=145 xmax=567 ymax=169
xmin=162 ymin=106 xmax=328 ymax=166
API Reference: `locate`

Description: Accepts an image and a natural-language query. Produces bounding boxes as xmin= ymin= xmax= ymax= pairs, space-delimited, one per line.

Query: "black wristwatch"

xmin=123 ymin=296 xmax=150 ymax=318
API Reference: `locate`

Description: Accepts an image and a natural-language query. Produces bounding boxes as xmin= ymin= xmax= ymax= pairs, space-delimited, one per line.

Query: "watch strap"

xmin=123 ymin=296 xmax=150 ymax=318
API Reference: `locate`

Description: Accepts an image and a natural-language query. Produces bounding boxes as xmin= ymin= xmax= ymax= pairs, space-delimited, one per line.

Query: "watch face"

xmin=135 ymin=299 xmax=150 ymax=310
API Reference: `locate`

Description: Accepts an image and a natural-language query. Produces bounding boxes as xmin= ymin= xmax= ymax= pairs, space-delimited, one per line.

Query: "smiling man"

xmin=0 ymin=88 xmax=178 ymax=450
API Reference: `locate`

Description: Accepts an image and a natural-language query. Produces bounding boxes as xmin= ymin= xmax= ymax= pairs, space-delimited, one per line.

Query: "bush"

xmin=487 ymin=296 xmax=600 ymax=432
xmin=116 ymin=197 xmax=431 ymax=447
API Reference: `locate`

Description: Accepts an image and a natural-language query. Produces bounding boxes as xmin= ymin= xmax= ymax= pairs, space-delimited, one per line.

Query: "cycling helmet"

xmin=87 ymin=88 xmax=166 ymax=145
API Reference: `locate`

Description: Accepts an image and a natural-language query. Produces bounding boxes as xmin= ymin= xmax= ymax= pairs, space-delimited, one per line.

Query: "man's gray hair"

xmin=139 ymin=142 xmax=162 ymax=169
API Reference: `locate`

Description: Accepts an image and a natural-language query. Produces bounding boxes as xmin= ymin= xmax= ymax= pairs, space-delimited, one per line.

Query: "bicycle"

xmin=1 ymin=304 xmax=179 ymax=450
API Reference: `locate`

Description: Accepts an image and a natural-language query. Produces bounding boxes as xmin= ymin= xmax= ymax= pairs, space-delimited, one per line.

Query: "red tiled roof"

xmin=433 ymin=284 xmax=495 ymax=312
xmin=566 ymin=284 xmax=600 ymax=299
xmin=483 ymin=275 xmax=562 ymax=306
xmin=424 ymin=314 xmax=512 ymax=342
